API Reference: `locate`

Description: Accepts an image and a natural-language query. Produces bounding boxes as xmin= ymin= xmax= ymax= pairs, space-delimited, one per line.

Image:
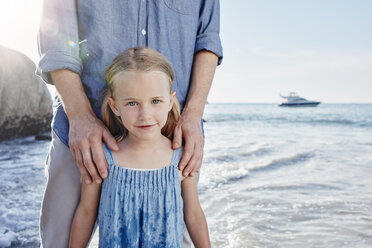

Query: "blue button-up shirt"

xmin=36 ymin=0 xmax=223 ymax=147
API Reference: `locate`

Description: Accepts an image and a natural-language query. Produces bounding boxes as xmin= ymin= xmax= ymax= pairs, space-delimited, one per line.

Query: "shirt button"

xmin=141 ymin=29 xmax=146 ymax=36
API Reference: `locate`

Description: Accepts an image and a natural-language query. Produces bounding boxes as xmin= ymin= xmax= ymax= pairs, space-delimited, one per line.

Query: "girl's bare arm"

xmin=181 ymin=175 xmax=211 ymax=248
xmin=69 ymin=179 xmax=102 ymax=248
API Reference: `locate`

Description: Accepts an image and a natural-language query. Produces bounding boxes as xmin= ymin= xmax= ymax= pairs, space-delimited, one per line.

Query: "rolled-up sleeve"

xmin=36 ymin=0 xmax=82 ymax=84
xmin=195 ymin=0 xmax=223 ymax=65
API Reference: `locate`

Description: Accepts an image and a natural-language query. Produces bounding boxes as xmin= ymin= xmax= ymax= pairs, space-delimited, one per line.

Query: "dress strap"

xmin=171 ymin=147 xmax=183 ymax=167
xmin=102 ymin=143 xmax=114 ymax=166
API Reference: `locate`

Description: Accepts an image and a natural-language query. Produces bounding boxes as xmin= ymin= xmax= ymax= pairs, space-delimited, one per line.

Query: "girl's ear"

xmin=108 ymin=97 xmax=120 ymax=116
xmin=169 ymin=91 xmax=176 ymax=111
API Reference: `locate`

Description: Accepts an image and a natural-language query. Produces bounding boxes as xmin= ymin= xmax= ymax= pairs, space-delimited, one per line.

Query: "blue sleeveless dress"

xmin=98 ymin=144 xmax=184 ymax=247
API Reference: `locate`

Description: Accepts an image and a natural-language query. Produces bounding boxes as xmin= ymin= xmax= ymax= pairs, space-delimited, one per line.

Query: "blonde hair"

xmin=101 ymin=47 xmax=180 ymax=141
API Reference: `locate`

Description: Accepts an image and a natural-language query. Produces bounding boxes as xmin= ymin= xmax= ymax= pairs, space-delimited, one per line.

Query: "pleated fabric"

xmin=98 ymin=144 xmax=184 ymax=248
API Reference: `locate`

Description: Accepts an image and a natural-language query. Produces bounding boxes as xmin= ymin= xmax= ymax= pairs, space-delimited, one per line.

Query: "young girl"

xmin=69 ymin=47 xmax=210 ymax=247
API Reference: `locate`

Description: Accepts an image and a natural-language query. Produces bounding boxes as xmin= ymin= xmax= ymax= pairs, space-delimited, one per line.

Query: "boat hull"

xmin=278 ymin=102 xmax=321 ymax=107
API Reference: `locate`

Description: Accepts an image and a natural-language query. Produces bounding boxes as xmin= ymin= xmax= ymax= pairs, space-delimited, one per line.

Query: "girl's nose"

xmin=139 ymin=105 xmax=151 ymax=120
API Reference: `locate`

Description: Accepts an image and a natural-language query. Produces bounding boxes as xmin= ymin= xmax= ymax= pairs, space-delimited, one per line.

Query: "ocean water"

xmin=1 ymin=103 xmax=372 ymax=247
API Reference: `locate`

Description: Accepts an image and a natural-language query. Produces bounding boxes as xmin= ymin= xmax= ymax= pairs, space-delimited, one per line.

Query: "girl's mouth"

xmin=137 ymin=125 xmax=155 ymax=129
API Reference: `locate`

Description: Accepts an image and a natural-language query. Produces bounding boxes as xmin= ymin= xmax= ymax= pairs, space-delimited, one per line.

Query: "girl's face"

xmin=108 ymin=70 xmax=176 ymax=141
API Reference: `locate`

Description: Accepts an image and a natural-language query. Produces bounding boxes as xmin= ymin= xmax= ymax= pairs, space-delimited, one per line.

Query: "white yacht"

xmin=279 ymin=92 xmax=321 ymax=107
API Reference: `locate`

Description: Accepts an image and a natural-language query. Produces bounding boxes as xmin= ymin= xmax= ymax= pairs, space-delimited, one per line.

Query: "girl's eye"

xmin=128 ymin=102 xmax=137 ymax=106
xmin=152 ymin=99 xmax=160 ymax=104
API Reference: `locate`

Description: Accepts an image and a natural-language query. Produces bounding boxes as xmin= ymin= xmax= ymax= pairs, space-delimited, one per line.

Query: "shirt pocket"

xmin=163 ymin=0 xmax=197 ymax=15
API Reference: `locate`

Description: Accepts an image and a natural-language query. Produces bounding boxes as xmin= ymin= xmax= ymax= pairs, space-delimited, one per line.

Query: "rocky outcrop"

xmin=0 ymin=45 xmax=52 ymax=141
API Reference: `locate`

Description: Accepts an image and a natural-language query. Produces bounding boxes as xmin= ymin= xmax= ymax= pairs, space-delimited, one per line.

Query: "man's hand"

xmin=50 ymin=69 xmax=119 ymax=185
xmin=69 ymin=113 xmax=119 ymax=184
xmin=173 ymin=112 xmax=204 ymax=177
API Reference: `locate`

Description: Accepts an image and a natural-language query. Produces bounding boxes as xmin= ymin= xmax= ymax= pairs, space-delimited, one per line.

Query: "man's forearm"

xmin=183 ymin=50 xmax=218 ymax=119
xmin=50 ymin=69 xmax=94 ymax=119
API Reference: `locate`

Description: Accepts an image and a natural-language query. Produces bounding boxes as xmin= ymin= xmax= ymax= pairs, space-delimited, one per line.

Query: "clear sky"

xmin=1 ymin=0 xmax=371 ymax=103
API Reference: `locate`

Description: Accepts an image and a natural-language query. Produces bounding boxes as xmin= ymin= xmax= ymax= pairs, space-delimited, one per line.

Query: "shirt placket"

xmin=138 ymin=0 xmax=148 ymax=46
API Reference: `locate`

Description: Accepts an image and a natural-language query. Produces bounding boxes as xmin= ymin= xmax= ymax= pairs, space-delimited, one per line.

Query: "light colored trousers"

xmin=40 ymin=132 xmax=194 ymax=247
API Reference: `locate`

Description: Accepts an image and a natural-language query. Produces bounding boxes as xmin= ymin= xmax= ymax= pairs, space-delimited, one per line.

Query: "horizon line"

xmin=207 ymin=102 xmax=372 ymax=104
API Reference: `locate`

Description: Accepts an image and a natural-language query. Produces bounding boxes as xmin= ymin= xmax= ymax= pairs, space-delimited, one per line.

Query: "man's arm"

xmin=51 ymin=69 xmax=118 ymax=184
xmin=37 ymin=1 xmax=118 ymax=184
xmin=172 ymin=0 xmax=222 ymax=177
xmin=173 ymin=51 xmax=218 ymax=177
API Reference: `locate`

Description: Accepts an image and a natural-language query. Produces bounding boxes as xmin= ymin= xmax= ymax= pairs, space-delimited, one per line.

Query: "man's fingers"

xmin=91 ymin=141 xmax=108 ymax=179
xmin=102 ymin=128 xmax=119 ymax=151
xmin=73 ymin=149 xmax=92 ymax=184
xmin=194 ymin=138 xmax=204 ymax=170
xmin=188 ymin=145 xmax=203 ymax=177
xmin=172 ymin=125 xmax=182 ymax=149
xmin=81 ymin=149 xmax=102 ymax=184
xmin=183 ymin=156 xmax=195 ymax=177
xmin=183 ymin=144 xmax=203 ymax=177
xmin=180 ymin=133 xmax=204 ymax=177
xmin=179 ymin=140 xmax=194 ymax=175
